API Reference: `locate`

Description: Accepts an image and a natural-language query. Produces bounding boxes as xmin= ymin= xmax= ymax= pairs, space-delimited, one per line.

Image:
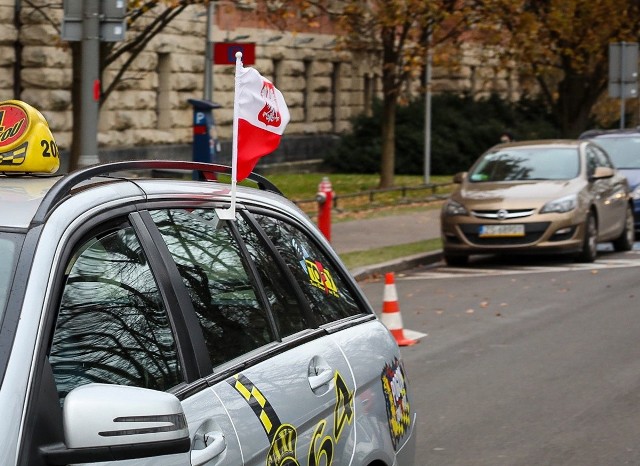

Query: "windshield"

xmin=592 ymin=137 xmax=640 ymax=169
xmin=469 ymin=147 xmax=580 ymax=182
xmin=0 ymin=233 xmax=22 ymax=322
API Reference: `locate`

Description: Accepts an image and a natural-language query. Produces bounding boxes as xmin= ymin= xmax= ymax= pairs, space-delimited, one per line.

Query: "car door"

xmin=23 ymin=214 xmax=244 ymax=466
xmin=586 ymin=143 xmax=628 ymax=237
xmin=145 ymin=206 xmax=358 ymax=466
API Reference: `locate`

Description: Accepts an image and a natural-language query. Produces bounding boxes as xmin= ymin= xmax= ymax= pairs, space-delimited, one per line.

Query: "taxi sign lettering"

xmin=0 ymin=104 xmax=28 ymax=147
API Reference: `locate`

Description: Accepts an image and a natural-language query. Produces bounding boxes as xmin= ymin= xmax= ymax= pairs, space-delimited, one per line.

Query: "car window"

xmin=49 ymin=226 xmax=183 ymax=401
xmin=234 ymin=213 xmax=308 ymax=336
xmin=469 ymin=148 xmax=579 ymax=181
xmin=589 ymin=144 xmax=614 ymax=169
xmin=0 ymin=233 xmax=21 ymax=321
xmin=149 ymin=209 xmax=277 ymax=367
xmin=592 ymin=137 xmax=640 ymax=169
xmin=253 ymin=213 xmax=362 ymax=325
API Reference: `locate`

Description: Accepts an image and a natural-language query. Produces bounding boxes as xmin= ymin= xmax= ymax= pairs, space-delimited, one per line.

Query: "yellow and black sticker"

xmin=304 ymin=259 xmax=339 ymax=297
xmin=229 ymin=370 xmax=355 ymax=466
xmin=228 ymin=373 xmax=282 ymax=439
xmin=381 ymin=357 xmax=411 ymax=450
xmin=0 ymin=141 xmax=27 ymax=165
xmin=227 ymin=373 xmax=300 ymax=466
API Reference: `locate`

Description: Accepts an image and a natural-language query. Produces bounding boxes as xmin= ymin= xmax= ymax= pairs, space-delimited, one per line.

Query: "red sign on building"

xmin=214 ymin=42 xmax=256 ymax=65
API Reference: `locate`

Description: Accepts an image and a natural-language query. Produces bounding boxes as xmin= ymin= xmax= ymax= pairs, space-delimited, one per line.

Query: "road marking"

xmin=402 ymin=254 xmax=640 ymax=280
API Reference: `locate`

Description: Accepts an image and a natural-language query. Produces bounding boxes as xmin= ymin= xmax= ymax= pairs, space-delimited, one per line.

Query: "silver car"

xmin=0 ymin=153 xmax=416 ymax=462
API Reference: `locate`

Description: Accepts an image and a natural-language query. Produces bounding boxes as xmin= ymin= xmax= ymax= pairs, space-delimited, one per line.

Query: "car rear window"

xmin=252 ymin=214 xmax=362 ymax=325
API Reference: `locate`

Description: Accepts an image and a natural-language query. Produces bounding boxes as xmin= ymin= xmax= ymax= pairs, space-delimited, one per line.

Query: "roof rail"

xmin=30 ymin=160 xmax=282 ymax=226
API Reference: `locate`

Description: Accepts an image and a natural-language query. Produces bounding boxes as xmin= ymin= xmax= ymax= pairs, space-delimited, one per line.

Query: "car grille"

xmin=460 ymin=222 xmax=550 ymax=245
xmin=471 ymin=209 xmax=535 ymax=219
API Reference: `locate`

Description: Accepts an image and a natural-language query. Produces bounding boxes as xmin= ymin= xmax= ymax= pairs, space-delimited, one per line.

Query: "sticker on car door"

xmin=228 ymin=370 xmax=354 ymax=466
xmin=381 ymin=357 xmax=411 ymax=450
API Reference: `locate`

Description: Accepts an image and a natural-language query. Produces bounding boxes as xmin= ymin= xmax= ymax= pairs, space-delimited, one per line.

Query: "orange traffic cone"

xmin=380 ymin=272 xmax=418 ymax=346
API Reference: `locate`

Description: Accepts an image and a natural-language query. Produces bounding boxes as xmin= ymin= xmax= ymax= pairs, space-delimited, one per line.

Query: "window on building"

xmin=157 ymin=53 xmax=171 ymax=130
xmin=304 ymin=59 xmax=313 ymax=123
xmin=331 ymin=62 xmax=342 ymax=132
xmin=272 ymin=58 xmax=283 ymax=89
xmin=363 ymin=74 xmax=373 ymax=117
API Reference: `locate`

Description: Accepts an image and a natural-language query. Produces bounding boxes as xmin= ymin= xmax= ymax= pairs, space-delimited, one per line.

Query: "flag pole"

xmin=217 ymin=51 xmax=243 ymax=220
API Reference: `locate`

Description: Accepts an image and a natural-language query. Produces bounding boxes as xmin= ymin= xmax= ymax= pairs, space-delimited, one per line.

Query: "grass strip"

xmin=339 ymin=238 xmax=442 ymax=269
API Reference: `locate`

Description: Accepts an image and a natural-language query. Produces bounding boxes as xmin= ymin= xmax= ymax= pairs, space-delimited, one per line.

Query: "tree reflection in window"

xmin=253 ymin=214 xmax=361 ymax=325
xmin=50 ymin=227 xmax=182 ymax=401
xmin=150 ymin=209 xmax=275 ymax=367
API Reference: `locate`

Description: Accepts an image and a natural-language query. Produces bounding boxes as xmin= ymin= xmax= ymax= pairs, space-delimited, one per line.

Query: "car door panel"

xmin=212 ymin=335 xmax=356 ymax=466
xmin=329 ymin=320 xmax=416 ymax=465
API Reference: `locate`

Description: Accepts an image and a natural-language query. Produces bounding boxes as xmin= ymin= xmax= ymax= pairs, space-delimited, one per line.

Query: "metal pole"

xmin=79 ymin=0 xmax=100 ymax=167
xmin=621 ymin=42 xmax=626 ymax=129
xmin=423 ymin=36 xmax=432 ymax=184
xmin=204 ymin=2 xmax=214 ymax=101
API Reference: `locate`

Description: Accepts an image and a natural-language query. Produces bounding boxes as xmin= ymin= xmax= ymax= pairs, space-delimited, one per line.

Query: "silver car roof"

xmin=0 ymin=166 xmax=310 ymax=231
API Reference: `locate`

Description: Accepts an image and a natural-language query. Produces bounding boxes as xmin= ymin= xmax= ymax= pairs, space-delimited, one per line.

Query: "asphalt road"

xmin=359 ymin=251 xmax=640 ymax=466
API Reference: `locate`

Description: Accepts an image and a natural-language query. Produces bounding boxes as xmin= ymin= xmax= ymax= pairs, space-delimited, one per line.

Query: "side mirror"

xmin=453 ymin=172 xmax=467 ymax=184
xmin=40 ymin=384 xmax=190 ymax=464
xmin=592 ymin=166 xmax=614 ymax=179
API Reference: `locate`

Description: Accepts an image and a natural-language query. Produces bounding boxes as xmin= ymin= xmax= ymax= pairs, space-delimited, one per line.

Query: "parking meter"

xmin=187 ymin=98 xmax=221 ymax=179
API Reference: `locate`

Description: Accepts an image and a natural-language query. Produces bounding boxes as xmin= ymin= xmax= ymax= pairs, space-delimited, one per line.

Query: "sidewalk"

xmin=329 ymin=208 xmax=443 ymax=280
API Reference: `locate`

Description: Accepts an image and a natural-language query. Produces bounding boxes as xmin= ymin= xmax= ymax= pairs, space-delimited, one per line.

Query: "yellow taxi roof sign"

xmin=0 ymin=100 xmax=59 ymax=174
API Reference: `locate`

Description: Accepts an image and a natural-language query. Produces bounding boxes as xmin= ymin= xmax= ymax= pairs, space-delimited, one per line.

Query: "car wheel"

xmin=576 ymin=212 xmax=597 ymax=263
xmin=613 ymin=204 xmax=634 ymax=252
xmin=444 ymin=253 xmax=469 ymax=267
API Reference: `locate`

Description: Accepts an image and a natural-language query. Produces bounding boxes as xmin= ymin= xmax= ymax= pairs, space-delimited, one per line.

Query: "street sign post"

xmin=609 ymin=42 xmax=639 ymax=129
xmin=62 ymin=0 xmax=127 ymax=167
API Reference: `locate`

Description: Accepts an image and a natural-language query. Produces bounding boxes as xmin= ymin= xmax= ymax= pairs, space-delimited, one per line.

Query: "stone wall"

xmin=0 ymin=1 xmax=518 ymax=162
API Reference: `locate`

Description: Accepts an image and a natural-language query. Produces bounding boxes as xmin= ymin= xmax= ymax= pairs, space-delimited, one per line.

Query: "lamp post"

xmin=203 ymin=2 xmax=214 ymax=101
xmin=423 ymin=35 xmax=432 ymax=185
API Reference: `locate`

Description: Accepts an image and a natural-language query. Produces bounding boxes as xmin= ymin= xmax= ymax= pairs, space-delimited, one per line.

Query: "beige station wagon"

xmin=440 ymin=140 xmax=634 ymax=266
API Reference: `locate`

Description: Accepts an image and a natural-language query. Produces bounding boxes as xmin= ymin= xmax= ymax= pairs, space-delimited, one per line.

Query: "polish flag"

xmin=217 ymin=52 xmax=290 ymax=220
xmin=235 ymin=56 xmax=290 ymax=181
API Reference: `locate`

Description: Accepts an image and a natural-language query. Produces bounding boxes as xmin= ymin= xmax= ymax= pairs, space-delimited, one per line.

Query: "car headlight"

xmin=540 ymin=194 xmax=577 ymax=213
xmin=632 ymin=185 xmax=640 ymax=200
xmin=443 ymin=199 xmax=469 ymax=216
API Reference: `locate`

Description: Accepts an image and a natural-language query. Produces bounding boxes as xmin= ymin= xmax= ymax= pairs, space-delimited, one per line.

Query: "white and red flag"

xmin=218 ymin=51 xmax=290 ymax=220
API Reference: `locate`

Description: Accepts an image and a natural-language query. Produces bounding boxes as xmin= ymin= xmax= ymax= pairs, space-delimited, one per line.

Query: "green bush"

xmin=325 ymin=93 xmax=560 ymax=175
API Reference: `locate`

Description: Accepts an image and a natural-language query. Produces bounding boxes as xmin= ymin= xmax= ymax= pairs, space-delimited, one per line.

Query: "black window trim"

xmin=132 ymin=210 xmax=214 ymax=381
xmin=240 ymin=210 xmax=318 ymax=328
xmin=226 ymin=219 xmax=281 ymax=340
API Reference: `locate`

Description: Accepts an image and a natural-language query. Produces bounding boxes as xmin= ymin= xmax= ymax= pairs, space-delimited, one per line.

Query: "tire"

xmin=613 ymin=204 xmax=634 ymax=252
xmin=576 ymin=212 xmax=597 ymax=263
xmin=444 ymin=253 xmax=469 ymax=267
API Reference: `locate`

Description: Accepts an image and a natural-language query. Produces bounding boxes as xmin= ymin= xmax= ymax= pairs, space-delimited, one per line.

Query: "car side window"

xmin=234 ymin=213 xmax=308 ymax=336
xmin=591 ymin=144 xmax=614 ymax=168
xmin=253 ymin=213 xmax=362 ymax=325
xmin=49 ymin=226 xmax=183 ymax=401
xmin=586 ymin=146 xmax=598 ymax=177
xmin=149 ymin=209 xmax=277 ymax=367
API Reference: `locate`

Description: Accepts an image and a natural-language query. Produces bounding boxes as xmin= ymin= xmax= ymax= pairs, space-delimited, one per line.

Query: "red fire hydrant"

xmin=316 ymin=176 xmax=333 ymax=241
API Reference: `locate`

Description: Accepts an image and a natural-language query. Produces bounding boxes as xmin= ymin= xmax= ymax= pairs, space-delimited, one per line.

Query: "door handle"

xmin=191 ymin=431 xmax=226 ymax=466
xmin=309 ymin=368 xmax=334 ymax=390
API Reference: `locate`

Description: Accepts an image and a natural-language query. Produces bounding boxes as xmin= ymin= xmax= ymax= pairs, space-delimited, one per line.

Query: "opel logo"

xmin=497 ymin=209 xmax=508 ymax=220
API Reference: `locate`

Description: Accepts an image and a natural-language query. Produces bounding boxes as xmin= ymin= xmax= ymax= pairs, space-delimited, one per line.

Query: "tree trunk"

xmin=555 ymin=70 xmax=606 ymax=138
xmin=380 ymin=94 xmax=397 ymax=188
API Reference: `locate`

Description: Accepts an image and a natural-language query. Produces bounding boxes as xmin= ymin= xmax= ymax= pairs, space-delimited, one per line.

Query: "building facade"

xmin=0 ymin=1 xmax=518 ymax=166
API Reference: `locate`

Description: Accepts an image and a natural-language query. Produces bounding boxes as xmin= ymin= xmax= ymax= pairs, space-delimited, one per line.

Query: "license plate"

xmin=479 ymin=224 xmax=525 ymax=237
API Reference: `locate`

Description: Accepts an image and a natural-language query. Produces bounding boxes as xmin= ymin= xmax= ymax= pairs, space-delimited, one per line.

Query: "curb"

xmin=350 ymin=250 xmax=443 ymax=282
